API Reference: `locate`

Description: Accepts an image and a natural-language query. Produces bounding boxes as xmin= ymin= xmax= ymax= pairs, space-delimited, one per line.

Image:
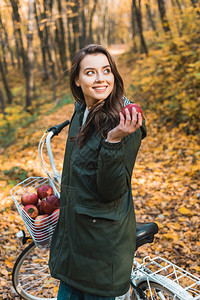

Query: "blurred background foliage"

xmin=0 ymin=0 xmax=199 ymax=147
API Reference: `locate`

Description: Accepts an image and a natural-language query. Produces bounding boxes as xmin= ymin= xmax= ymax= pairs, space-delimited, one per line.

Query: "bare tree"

xmin=145 ymin=0 xmax=159 ymax=36
xmin=132 ymin=0 xmax=148 ymax=55
xmin=34 ymin=1 xmax=49 ymax=80
xmin=70 ymin=0 xmax=81 ymax=58
xmin=131 ymin=0 xmax=139 ymax=52
xmin=0 ymin=14 xmax=8 ymax=73
xmin=79 ymin=0 xmax=87 ymax=48
xmin=157 ymin=0 xmax=171 ymax=32
xmin=12 ymin=12 xmax=21 ymax=70
xmin=56 ymin=0 xmax=67 ymax=74
xmin=43 ymin=0 xmax=58 ymax=101
xmin=0 ymin=83 xmax=6 ymax=116
xmin=0 ymin=13 xmax=15 ymax=68
xmin=10 ymin=0 xmax=27 ymax=74
xmin=0 ymin=56 xmax=13 ymax=104
xmin=88 ymin=0 xmax=98 ymax=44
xmin=26 ymin=0 xmax=35 ymax=109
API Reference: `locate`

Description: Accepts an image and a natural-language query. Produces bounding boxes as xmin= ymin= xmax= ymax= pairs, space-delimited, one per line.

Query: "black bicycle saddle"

xmin=136 ymin=222 xmax=159 ymax=250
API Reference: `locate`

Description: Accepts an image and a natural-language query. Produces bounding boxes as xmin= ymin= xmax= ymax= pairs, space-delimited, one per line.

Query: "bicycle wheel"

xmin=131 ymin=278 xmax=193 ymax=300
xmin=12 ymin=242 xmax=59 ymax=300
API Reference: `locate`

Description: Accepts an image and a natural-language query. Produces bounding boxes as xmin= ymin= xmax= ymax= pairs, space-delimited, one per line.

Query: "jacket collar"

xmin=74 ymin=101 xmax=86 ymax=126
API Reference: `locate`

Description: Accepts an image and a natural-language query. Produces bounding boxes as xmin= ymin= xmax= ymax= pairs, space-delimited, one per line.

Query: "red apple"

xmin=41 ymin=195 xmax=59 ymax=215
xmin=122 ymin=103 xmax=143 ymax=119
xmin=37 ymin=185 xmax=54 ymax=200
xmin=21 ymin=193 xmax=38 ymax=206
xmin=34 ymin=214 xmax=49 ymax=229
xmin=37 ymin=201 xmax=44 ymax=215
xmin=51 ymin=208 xmax=60 ymax=224
xmin=23 ymin=205 xmax=39 ymax=219
xmin=32 ymin=228 xmax=50 ymax=246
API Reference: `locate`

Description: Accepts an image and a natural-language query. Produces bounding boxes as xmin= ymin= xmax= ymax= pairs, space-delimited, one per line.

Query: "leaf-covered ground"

xmin=0 ymin=45 xmax=199 ymax=298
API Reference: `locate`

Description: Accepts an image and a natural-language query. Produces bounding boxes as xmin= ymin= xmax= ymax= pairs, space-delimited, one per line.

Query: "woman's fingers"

xmin=137 ymin=113 xmax=143 ymax=127
xmin=123 ymin=107 xmax=141 ymax=129
xmin=107 ymin=110 xmax=143 ymax=142
xmin=130 ymin=107 xmax=138 ymax=126
xmin=124 ymin=108 xmax=132 ymax=124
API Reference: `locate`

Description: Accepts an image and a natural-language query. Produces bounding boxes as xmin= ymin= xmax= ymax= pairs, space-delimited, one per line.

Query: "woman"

xmin=49 ymin=44 xmax=146 ymax=299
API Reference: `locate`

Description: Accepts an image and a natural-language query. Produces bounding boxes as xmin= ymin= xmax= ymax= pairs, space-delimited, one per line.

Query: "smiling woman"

xmin=49 ymin=44 xmax=146 ymax=300
xmin=75 ymin=53 xmax=115 ymax=109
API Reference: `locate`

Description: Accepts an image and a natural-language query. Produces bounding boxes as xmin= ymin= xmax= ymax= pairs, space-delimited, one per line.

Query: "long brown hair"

xmin=70 ymin=44 xmax=124 ymax=146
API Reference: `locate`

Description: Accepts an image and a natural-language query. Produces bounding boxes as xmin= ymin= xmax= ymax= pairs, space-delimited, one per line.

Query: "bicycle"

xmin=11 ymin=120 xmax=200 ymax=300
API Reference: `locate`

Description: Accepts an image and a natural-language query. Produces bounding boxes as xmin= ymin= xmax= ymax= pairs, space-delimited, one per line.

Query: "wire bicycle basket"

xmin=11 ymin=176 xmax=61 ymax=248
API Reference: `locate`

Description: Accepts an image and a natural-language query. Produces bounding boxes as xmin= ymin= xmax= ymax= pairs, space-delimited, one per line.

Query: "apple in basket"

xmin=37 ymin=200 xmax=44 ymax=215
xmin=37 ymin=185 xmax=54 ymax=200
xmin=21 ymin=193 xmax=38 ymax=206
xmin=34 ymin=230 xmax=50 ymax=246
xmin=34 ymin=214 xmax=49 ymax=229
xmin=23 ymin=205 xmax=39 ymax=219
xmin=122 ymin=103 xmax=143 ymax=119
xmin=41 ymin=195 xmax=59 ymax=215
xmin=51 ymin=208 xmax=60 ymax=224
xmin=32 ymin=224 xmax=50 ymax=246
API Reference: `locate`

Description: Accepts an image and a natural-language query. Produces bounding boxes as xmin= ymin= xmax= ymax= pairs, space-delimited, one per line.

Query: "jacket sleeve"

xmin=96 ymin=120 xmax=146 ymax=202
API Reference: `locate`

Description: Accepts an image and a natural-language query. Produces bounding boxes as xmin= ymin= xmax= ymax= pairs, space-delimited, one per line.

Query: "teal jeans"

xmin=57 ymin=281 xmax=115 ymax=300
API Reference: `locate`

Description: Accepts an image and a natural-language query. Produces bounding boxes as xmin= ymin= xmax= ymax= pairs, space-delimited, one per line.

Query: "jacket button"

xmin=92 ymin=219 xmax=96 ymax=223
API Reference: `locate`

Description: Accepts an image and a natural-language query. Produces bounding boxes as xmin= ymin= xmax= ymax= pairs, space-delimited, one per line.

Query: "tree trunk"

xmin=56 ymin=0 xmax=67 ymax=74
xmin=0 ymin=15 xmax=8 ymax=73
xmin=12 ymin=13 xmax=21 ymax=70
xmin=131 ymin=0 xmax=138 ymax=52
xmin=88 ymin=0 xmax=98 ymax=44
xmin=71 ymin=0 xmax=80 ymax=58
xmin=79 ymin=0 xmax=87 ymax=48
xmin=0 ymin=13 xmax=15 ymax=69
xmin=67 ymin=15 xmax=73 ymax=61
xmin=170 ymin=0 xmax=182 ymax=36
xmin=102 ymin=0 xmax=109 ymax=45
xmin=0 ymin=84 xmax=6 ymax=116
xmin=34 ymin=2 xmax=48 ymax=80
xmin=157 ymin=0 xmax=171 ymax=32
xmin=175 ymin=0 xmax=183 ymax=14
xmin=132 ymin=0 xmax=148 ymax=55
xmin=26 ymin=0 xmax=35 ymax=110
xmin=10 ymin=0 xmax=27 ymax=74
xmin=0 ymin=56 xmax=13 ymax=104
xmin=145 ymin=0 xmax=159 ymax=36
xmin=43 ymin=0 xmax=58 ymax=102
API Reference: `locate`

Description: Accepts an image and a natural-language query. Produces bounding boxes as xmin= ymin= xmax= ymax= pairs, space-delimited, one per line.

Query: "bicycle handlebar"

xmin=38 ymin=119 xmax=70 ymax=186
xmin=46 ymin=119 xmax=70 ymax=137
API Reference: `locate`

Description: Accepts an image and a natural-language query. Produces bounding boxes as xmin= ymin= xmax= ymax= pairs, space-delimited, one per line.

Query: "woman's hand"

xmin=106 ymin=107 xmax=143 ymax=143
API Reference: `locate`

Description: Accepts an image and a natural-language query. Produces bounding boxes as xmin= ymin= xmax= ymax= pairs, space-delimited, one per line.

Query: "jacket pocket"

xmin=74 ymin=204 xmax=119 ymax=260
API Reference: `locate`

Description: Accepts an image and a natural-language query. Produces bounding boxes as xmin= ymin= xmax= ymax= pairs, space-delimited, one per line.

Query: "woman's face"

xmin=75 ymin=53 xmax=115 ymax=108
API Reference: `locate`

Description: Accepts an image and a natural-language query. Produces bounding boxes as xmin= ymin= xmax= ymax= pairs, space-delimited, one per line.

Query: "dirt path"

xmin=108 ymin=44 xmax=129 ymax=59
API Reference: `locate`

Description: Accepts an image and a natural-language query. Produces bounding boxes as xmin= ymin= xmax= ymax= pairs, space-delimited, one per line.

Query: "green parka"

xmin=49 ymin=100 xmax=146 ymax=297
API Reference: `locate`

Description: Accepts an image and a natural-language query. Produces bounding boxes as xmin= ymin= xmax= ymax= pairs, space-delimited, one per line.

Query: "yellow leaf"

xmin=178 ymin=207 xmax=193 ymax=216
xmin=163 ymin=232 xmax=179 ymax=241
xmin=172 ymin=223 xmax=181 ymax=230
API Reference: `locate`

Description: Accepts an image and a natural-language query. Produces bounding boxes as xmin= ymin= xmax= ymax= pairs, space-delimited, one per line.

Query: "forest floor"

xmin=0 ymin=44 xmax=199 ymax=299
